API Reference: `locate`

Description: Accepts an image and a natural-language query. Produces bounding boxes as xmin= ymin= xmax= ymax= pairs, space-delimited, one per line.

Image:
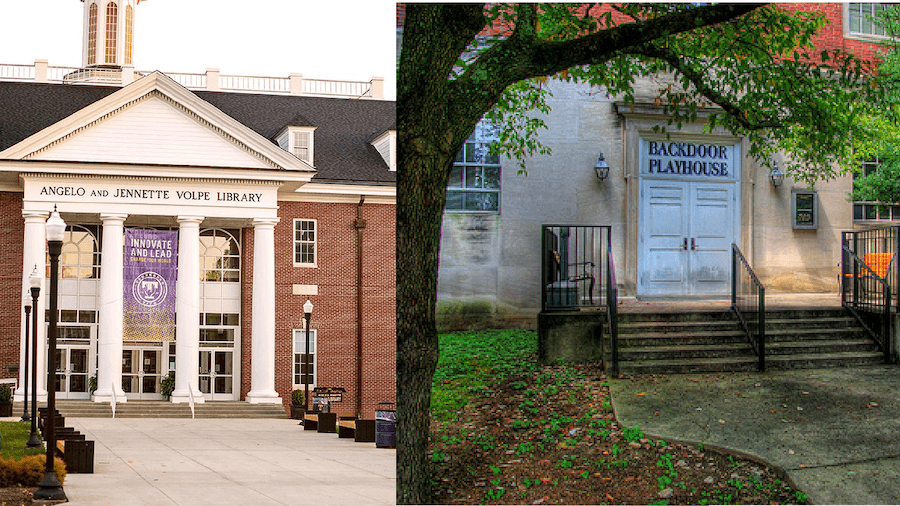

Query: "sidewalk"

xmin=610 ymin=366 xmax=900 ymax=505
xmin=55 ymin=418 xmax=396 ymax=506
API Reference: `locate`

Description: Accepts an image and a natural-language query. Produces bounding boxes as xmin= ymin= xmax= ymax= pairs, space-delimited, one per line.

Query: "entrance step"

xmin=13 ymin=400 xmax=288 ymax=419
xmin=613 ymin=308 xmax=885 ymax=375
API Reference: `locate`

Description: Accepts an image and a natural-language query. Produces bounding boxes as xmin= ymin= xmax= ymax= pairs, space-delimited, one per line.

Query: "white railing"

xmin=0 ymin=63 xmax=34 ymax=81
xmin=187 ymin=385 xmax=195 ymax=419
xmin=110 ymin=382 xmax=117 ymax=419
xmin=220 ymin=74 xmax=290 ymax=94
xmin=304 ymin=78 xmax=372 ymax=98
xmin=0 ymin=62 xmax=384 ymax=99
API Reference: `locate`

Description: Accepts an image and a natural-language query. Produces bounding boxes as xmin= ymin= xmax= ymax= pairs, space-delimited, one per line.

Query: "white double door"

xmin=639 ymin=179 xmax=737 ymax=296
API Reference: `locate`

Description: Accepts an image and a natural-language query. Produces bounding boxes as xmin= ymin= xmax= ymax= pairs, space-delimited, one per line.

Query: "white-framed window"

xmin=846 ymin=3 xmax=895 ymax=40
xmin=199 ymin=229 xmax=241 ymax=282
xmin=447 ymin=121 xmax=501 ymax=213
xmin=105 ymin=2 xmax=118 ymax=64
xmin=293 ymin=219 xmax=317 ymax=267
xmin=87 ymin=3 xmax=98 ymax=66
xmin=292 ymin=328 xmax=317 ymax=387
xmin=852 ymin=158 xmax=900 ymax=221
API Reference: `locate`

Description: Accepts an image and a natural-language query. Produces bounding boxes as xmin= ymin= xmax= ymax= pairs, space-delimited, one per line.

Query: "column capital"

xmin=251 ymin=217 xmax=281 ymax=228
xmin=22 ymin=210 xmax=49 ymax=221
xmin=176 ymin=215 xmax=205 ymax=226
xmin=99 ymin=213 xmax=128 ymax=224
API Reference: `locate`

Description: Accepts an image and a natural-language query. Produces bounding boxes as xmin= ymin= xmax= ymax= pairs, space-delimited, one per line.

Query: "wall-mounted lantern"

xmin=769 ymin=161 xmax=785 ymax=187
xmin=594 ymin=154 xmax=610 ymax=181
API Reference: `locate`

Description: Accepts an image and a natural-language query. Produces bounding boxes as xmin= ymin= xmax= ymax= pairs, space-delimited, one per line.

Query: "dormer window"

xmin=276 ymin=126 xmax=316 ymax=166
xmin=370 ymin=129 xmax=396 ymax=171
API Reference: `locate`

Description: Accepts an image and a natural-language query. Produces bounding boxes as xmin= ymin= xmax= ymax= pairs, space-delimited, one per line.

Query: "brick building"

xmin=0 ymin=0 xmax=395 ymax=418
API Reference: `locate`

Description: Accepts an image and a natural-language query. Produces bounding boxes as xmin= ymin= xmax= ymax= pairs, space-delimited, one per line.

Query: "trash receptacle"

xmin=375 ymin=402 xmax=395 ymax=449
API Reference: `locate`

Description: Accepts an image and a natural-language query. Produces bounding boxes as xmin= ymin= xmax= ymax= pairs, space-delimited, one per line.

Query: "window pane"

xmin=466 ymin=166 xmax=484 ymax=189
xmin=465 ymin=192 xmax=499 ymax=212
xmin=446 ymin=191 xmax=464 ymax=210
xmin=448 ymin=166 xmax=463 ymax=188
xmin=483 ymin=166 xmax=501 ymax=189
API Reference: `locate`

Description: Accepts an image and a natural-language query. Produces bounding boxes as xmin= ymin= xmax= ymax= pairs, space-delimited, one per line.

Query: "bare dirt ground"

xmin=429 ymin=362 xmax=808 ymax=505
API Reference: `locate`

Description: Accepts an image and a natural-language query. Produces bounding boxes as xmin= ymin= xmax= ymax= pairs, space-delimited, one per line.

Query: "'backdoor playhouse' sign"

xmin=123 ymin=229 xmax=178 ymax=341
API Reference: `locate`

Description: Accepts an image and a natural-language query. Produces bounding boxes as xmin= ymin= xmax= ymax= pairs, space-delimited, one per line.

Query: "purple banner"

xmin=123 ymin=229 xmax=178 ymax=341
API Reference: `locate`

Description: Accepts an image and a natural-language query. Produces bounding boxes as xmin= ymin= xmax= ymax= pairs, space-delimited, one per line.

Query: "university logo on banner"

xmin=124 ymin=229 xmax=178 ymax=341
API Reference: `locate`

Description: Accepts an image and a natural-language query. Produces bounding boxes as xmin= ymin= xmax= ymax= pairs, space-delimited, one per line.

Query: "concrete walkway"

xmin=611 ymin=366 xmax=900 ymax=505
xmin=52 ymin=418 xmax=396 ymax=506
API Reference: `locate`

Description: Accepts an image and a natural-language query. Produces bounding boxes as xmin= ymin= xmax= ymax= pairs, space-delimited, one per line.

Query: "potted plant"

xmin=290 ymin=390 xmax=306 ymax=419
xmin=0 ymin=384 xmax=12 ymax=417
xmin=160 ymin=372 xmax=175 ymax=400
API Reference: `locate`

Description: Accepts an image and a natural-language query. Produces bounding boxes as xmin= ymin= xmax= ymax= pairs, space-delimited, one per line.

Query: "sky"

xmin=0 ymin=0 xmax=397 ymax=100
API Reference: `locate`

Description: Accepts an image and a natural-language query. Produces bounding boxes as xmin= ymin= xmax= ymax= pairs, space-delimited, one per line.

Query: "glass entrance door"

xmin=122 ymin=347 xmax=164 ymax=400
xmin=55 ymin=346 xmax=91 ymax=400
xmin=54 ymin=320 xmax=96 ymax=400
xmin=199 ymin=349 xmax=235 ymax=401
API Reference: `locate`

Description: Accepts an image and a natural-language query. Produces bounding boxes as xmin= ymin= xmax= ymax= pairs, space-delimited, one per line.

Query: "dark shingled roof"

xmin=0 ymin=80 xmax=396 ymax=184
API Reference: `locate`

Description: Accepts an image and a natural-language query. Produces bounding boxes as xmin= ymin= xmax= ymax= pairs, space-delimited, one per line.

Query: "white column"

xmin=16 ymin=211 xmax=48 ymax=402
xmin=246 ymin=218 xmax=281 ymax=404
xmin=171 ymin=216 xmax=204 ymax=404
xmin=93 ymin=214 xmax=128 ymax=403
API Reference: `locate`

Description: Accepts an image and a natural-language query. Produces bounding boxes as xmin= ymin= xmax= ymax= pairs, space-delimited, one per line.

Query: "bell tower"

xmin=81 ymin=0 xmax=144 ymax=68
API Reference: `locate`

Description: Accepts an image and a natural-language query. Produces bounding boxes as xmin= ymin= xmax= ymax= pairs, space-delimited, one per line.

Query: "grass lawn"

xmin=0 ymin=422 xmax=45 ymax=460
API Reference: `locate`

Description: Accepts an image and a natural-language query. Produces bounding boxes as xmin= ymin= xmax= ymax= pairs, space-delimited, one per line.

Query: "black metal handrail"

xmin=541 ymin=225 xmax=611 ymax=311
xmin=841 ymin=243 xmax=892 ymax=362
xmin=606 ymin=232 xmax=619 ymax=376
xmin=731 ymin=244 xmax=765 ymax=372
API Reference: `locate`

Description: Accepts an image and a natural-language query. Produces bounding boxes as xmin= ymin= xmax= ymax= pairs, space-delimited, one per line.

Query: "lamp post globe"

xmin=34 ymin=207 xmax=66 ymax=502
xmin=26 ymin=268 xmax=42 ymax=449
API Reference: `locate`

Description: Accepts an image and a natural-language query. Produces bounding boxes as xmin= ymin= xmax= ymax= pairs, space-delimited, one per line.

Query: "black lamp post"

xmin=21 ymin=295 xmax=31 ymax=423
xmin=34 ymin=206 xmax=66 ymax=502
xmin=27 ymin=268 xmax=43 ymax=449
xmin=303 ymin=299 xmax=313 ymax=412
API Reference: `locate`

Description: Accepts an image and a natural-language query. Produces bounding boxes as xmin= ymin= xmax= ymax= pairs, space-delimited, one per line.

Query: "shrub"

xmin=0 ymin=384 xmax=10 ymax=404
xmin=0 ymin=455 xmax=66 ymax=487
xmin=291 ymin=390 xmax=305 ymax=405
xmin=160 ymin=372 xmax=175 ymax=399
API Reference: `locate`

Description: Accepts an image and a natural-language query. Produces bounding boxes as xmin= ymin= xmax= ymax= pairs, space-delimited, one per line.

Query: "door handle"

xmin=682 ymin=238 xmax=688 ymax=251
xmin=691 ymin=238 xmax=696 ymax=251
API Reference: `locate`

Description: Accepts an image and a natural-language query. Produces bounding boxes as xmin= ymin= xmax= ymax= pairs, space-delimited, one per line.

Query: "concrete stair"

xmin=13 ymin=400 xmax=287 ymax=419
xmin=614 ymin=308 xmax=885 ymax=375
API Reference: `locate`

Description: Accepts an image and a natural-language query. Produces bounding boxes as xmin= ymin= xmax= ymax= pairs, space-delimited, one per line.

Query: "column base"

xmin=246 ymin=391 xmax=282 ymax=404
xmin=92 ymin=390 xmax=127 ymax=403
xmin=170 ymin=390 xmax=205 ymax=404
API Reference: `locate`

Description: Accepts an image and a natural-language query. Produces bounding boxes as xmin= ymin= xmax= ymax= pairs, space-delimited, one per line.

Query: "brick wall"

xmin=0 ymin=192 xmax=24 ymax=380
xmin=781 ymin=3 xmax=886 ymax=63
xmin=240 ymin=200 xmax=396 ymax=418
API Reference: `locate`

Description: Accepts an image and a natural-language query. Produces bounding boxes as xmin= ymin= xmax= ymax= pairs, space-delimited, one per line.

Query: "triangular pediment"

xmin=0 ymin=72 xmax=314 ymax=174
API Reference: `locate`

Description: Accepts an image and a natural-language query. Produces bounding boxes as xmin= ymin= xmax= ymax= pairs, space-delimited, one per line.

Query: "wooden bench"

xmin=338 ymin=418 xmax=376 ymax=442
xmin=303 ymin=412 xmax=337 ymax=433
xmin=56 ymin=439 xmax=94 ymax=474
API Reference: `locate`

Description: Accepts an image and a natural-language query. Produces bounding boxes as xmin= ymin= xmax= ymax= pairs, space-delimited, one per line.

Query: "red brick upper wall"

xmin=397 ymin=3 xmax=889 ymax=65
xmin=779 ymin=3 xmax=886 ymax=64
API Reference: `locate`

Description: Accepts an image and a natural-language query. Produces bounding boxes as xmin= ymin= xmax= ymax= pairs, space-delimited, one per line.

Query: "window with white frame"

xmin=292 ymin=329 xmax=317 ymax=387
xmin=293 ymin=219 xmax=317 ymax=266
xmin=852 ymin=158 xmax=900 ymax=221
xmin=447 ymin=121 xmax=501 ymax=213
xmin=293 ymin=131 xmax=312 ymax=163
xmin=847 ymin=3 xmax=895 ymax=39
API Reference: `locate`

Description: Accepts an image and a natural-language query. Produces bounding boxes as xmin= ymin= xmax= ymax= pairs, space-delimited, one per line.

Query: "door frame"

xmin=198 ymin=347 xmax=237 ymax=401
xmin=122 ymin=344 xmax=166 ymax=400
xmin=636 ymin=137 xmax=742 ymax=297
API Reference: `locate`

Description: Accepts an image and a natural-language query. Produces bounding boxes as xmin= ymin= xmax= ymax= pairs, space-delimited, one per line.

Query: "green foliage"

xmin=0 ymin=422 xmax=66 ymax=485
xmin=623 ymin=425 xmax=644 ymax=443
xmin=290 ymin=389 xmax=305 ymax=406
xmin=0 ymin=384 xmax=10 ymax=404
xmin=160 ymin=372 xmax=176 ymax=399
xmin=431 ymin=329 xmax=537 ymax=421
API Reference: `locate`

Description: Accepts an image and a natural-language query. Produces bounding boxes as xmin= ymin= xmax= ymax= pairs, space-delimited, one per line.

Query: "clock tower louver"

xmin=81 ymin=0 xmax=144 ymax=69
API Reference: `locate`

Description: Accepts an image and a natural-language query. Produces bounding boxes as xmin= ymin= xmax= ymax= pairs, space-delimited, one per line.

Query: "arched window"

xmin=87 ymin=3 xmax=98 ymax=66
xmin=105 ymin=2 xmax=118 ymax=64
xmin=124 ymin=5 xmax=133 ymax=65
xmin=200 ymin=229 xmax=241 ymax=282
xmin=59 ymin=225 xmax=100 ymax=280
